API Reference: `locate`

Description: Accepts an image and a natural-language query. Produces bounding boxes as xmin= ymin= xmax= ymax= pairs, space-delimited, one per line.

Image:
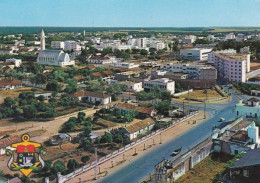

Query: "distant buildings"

xmin=37 ymin=30 xmax=75 ymax=67
xmin=144 ymin=78 xmax=175 ymax=94
xmin=51 ymin=41 xmax=65 ymax=49
xmin=180 ymin=48 xmax=212 ymax=61
xmin=110 ymin=62 xmax=139 ymax=69
xmin=182 ymin=35 xmax=197 ymax=44
xmin=64 ymin=41 xmax=81 ymax=51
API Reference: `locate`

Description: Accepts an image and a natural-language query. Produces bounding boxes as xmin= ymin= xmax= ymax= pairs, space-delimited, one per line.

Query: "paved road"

xmin=100 ymin=89 xmax=240 ymax=183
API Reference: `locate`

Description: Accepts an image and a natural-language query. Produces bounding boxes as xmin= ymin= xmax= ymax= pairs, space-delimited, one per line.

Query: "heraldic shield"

xmin=6 ymin=134 xmax=46 ymax=177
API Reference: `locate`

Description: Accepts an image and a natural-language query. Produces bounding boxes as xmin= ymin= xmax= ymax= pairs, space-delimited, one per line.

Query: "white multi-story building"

xmin=51 ymin=41 xmax=65 ymax=49
xmin=150 ymin=41 xmax=165 ymax=50
xmin=64 ymin=41 xmax=81 ymax=51
xmin=144 ymin=78 xmax=175 ymax=94
xmin=120 ymin=81 xmax=143 ymax=92
xmin=182 ymin=35 xmax=197 ymax=44
xmin=180 ymin=48 xmax=212 ymax=61
xmin=225 ymin=33 xmax=236 ymax=40
xmin=211 ymin=53 xmax=250 ymax=82
xmin=163 ymin=63 xmax=217 ymax=80
xmin=208 ymin=49 xmax=237 ymax=64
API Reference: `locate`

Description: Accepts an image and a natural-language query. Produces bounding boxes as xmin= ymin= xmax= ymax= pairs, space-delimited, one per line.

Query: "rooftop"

xmin=125 ymin=118 xmax=155 ymax=134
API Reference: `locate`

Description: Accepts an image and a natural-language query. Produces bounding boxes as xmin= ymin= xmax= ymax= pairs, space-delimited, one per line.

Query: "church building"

xmin=37 ymin=30 xmax=75 ymax=67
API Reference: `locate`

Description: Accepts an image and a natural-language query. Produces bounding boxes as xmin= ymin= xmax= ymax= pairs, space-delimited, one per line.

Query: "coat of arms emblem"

xmin=6 ymin=134 xmax=46 ymax=176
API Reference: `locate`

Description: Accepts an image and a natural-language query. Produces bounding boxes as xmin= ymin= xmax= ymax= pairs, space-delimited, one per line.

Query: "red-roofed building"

xmin=70 ymin=90 xmax=112 ymax=104
xmin=115 ymin=103 xmax=156 ymax=118
xmin=92 ymin=72 xmax=102 ymax=77
xmin=121 ymin=118 xmax=155 ymax=140
xmin=87 ymin=65 xmax=96 ymax=70
xmin=0 ymin=135 xmax=21 ymax=155
xmin=0 ymin=78 xmax=25 ymax=90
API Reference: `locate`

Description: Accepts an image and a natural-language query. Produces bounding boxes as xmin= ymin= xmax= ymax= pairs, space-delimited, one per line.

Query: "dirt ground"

xmin=172 ymin=88 xmax=229 ymax=104
xmin=250 ymin=61 xmax=260 ymax=71
xmin=67 ymin=111 xmax=210 ymax=183
xmin=0 ymin=108 xmax=98 ymax=174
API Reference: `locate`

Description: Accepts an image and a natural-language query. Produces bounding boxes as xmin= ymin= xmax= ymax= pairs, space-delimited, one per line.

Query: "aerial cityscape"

xmin=1 ymin=0 xmax=260 ymax=183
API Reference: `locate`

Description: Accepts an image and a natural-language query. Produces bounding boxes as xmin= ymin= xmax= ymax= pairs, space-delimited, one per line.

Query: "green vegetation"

xmin=233 ymin=82 xmax=260 ymax=95
xmin=60 ymin=112 xmax=92 ymax=133
xmin=214 ymin=39 xmax=260 ymax=60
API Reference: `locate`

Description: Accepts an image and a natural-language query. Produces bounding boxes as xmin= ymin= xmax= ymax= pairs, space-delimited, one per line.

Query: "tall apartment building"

xmin=144 ymin=78 xmax=175 ymax=94
xmin=210 ymin=53 xmax=250 ymax=82
xmin=163 ymin=63 xmax=217 ymax=80
xmin=208 ymin=49 xmax=237 ymax=64
xmin=180 ymin=48 xmax=212 ymax=61
xmin=64 ymin=41 xmax=81 ymax=51
xmin=51 ymin=41 xmax=65 ymax=49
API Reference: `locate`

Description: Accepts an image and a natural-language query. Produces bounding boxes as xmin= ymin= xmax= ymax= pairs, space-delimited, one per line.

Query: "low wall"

xmin=48 ymin=111 xmax=199 ymax=183
xmin=173 ymin=89 xmax=193 ymax=97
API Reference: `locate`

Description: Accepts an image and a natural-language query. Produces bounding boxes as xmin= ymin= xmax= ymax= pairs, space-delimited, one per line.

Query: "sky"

xmin=0 ymin=0 xmax=260 ymax=27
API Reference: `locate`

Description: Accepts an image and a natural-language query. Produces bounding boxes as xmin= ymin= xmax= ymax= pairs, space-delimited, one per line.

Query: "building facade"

xmin=180 ymin=48 xmax=212 ymax=61
xmin=144 ymin=78 xmax=175 ymax=94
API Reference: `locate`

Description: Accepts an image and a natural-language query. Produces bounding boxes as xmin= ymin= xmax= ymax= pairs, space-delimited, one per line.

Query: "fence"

xmin=47 ymin=111 xmax=199 ymax=183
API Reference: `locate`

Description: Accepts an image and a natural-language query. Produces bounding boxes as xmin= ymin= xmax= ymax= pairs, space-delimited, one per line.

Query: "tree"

xmin=113 ymin=134 xmax=123 ymax=144
xmin=81 ymin=155 xmax=90 ymax=164
xmin=67 ymin=159 xmax=80 ymax=171
xmin=77 ymin=112 xmax=86 ymax=123
xmin=65 ymin=83 xmax=78 ymax=94
xmin=102 ymin=47 xmax=113 ymax=56
xmin=51 ymin=160 xmax=66 ymax=174
xmin=100 ymin=132 xmax=113 ymax=143
xmin=140 ymin=49 xmax=148 ymax=56
xmin=34 ymin=73 xmax=47 ymax=84
xmin=42 ymin=160 xmax=53 ymax=173
xmin=23 ymin=105 xmax=38 ymax=119
xmin=83 ymin=126 xmax=92 ymax=137
xmin=155 ymin=100 xmax=172 ymax=116
xmin=46 ymin=80 xmax=61 ymax=92
xmin=4 ymin=97 xmax=16 ymax=108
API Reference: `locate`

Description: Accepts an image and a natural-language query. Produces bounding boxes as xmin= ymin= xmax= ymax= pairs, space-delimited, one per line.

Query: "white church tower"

xmin=40 ymin=29 xmax=46 ymax=50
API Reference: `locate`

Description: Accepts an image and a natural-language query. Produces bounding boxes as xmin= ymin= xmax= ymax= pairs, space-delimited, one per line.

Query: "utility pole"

xmin=183 ymin=100 xmax=185 ymax=115
xmin=94 ymin=148 xmax=98 ymax=180
xmin=188 ymin=85 xmax=190 ymax=114
xmin=203 ymin=88 xmax=208 ymax=119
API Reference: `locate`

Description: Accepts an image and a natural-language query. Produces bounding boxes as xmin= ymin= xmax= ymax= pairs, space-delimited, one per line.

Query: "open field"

xmin=181 ymin=89 xmax=222 ymax=100
xmin=0 ymin=87 xmax=47 ymax=103
xmin=175 ymin=153 xmax=232 ymax=183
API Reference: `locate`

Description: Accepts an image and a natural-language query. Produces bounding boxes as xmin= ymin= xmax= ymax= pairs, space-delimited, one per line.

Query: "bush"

xmin=81 ymin=155 xmax=91 ymax=163
xmin=67 ymin=159 xmax=80 ymax=171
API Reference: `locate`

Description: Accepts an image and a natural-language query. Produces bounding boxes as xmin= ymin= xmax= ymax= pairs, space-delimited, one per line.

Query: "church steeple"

xmin=40 ymin=29 xmax=45 ymax=50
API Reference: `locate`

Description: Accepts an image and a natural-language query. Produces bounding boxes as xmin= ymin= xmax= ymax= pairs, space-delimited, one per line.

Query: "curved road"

xmin=100 ymin=89 xmax=240 ymax=183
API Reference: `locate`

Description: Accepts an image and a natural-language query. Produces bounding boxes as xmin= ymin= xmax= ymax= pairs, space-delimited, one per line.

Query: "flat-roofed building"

xmin=211 ymin=53 xmax=250 ymax=82
xmin=180 ymin=48 xmax=212 ymax=61
xmin=144 ymin=78 xmax=175 ymax=94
